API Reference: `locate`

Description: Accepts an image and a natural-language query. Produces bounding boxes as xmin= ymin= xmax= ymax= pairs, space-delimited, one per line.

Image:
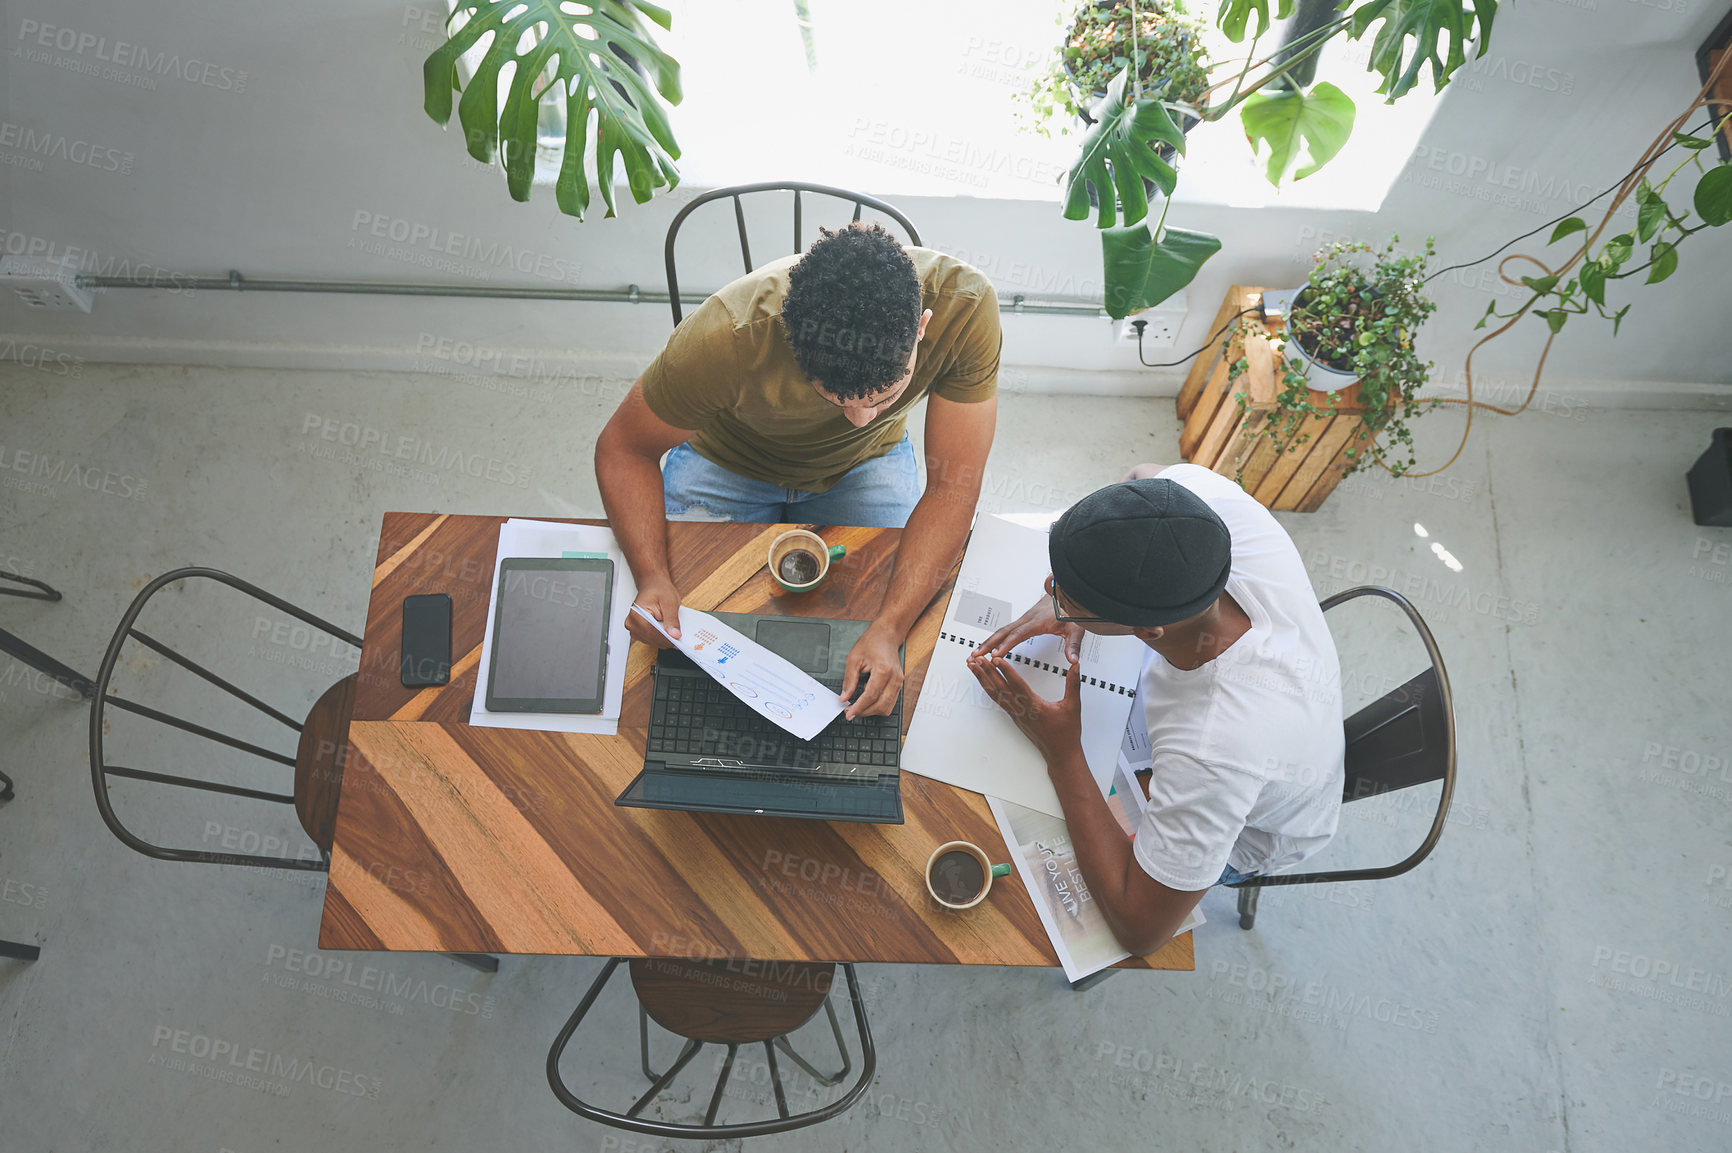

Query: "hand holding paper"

xmin=631 ymin=605 xmax=845 ymax=741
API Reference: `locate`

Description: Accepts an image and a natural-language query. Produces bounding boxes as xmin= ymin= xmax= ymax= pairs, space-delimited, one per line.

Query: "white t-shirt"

xmin=1131 ymin=465 xmax=1345 ymax=890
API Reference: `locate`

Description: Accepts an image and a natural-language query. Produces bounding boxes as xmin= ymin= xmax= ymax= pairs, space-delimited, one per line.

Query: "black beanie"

xmin=1048 ymin=478 xmax=1232 ymax=627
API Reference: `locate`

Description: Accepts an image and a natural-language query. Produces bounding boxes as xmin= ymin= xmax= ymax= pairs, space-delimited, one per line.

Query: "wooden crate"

xmin=1176 ymin=285 xmax=1384 ymax=513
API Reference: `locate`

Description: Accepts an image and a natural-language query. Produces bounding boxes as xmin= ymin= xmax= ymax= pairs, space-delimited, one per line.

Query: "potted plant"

xmin=1236 ymin=236 xmax=1439 ymax=479
xmin=1021 ymin=0 xmax=1211 ymax=142
xmin=1031 ymin=0 xmax=1495 ymax=319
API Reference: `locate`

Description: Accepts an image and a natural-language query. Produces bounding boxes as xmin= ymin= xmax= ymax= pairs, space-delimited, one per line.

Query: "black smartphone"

xmin=400 ymin=593 xmax=452 ymax=688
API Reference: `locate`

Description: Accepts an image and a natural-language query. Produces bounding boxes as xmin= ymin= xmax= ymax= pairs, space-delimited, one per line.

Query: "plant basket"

xmin=1176 ymin=285 xmax=1384 ymax=512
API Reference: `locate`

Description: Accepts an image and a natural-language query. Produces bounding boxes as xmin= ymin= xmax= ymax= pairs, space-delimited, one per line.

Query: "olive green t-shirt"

xmin=640 ymin=247 xmax=1000 ymax=493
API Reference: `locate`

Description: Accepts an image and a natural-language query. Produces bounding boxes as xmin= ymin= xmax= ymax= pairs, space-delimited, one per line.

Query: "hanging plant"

xmin=422 ymin=0 xmax=683 ymax=220
xmin=1019 ymin=0 xmax=1213 ymax=137
xmin=1025 ymin=0 xmax=1495 ymax=317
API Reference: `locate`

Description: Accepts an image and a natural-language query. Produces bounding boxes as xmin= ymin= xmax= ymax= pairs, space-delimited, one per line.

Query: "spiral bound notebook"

xmin=902 ymin=514 xmax=1146 ymax=819
xmin=932 ymin=628 xmax=1137 ymax=696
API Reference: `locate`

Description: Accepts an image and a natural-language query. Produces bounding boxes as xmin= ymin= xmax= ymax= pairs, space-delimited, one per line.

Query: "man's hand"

xmin=626 ymin=576 xmax=682 ymax=649
xmin=965 ymin=651 xmax=1083 ymax=765
xmin=839 ymin=622 xmax=904 ymax=719
xmin=973 ymin=575 xmax=1084 ymax=663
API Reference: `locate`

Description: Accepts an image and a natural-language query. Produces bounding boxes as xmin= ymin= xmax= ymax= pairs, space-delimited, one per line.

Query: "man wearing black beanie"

xmin=968 ymin=463 xmax=1344 ymax=959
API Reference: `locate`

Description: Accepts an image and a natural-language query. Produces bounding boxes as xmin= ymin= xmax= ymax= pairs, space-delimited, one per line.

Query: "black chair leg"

xmin=770 ymin=995 xmax=851 ymax=1086
xmin=0 ymin=627 xmax=94 ymax=699
xmin=445 ymin=952 xmax=499 ymax=973
xmin=1237 ymin=886 xmax=1260 ymax=930
xmin=1 ymin=938 xmax=41 ymax=961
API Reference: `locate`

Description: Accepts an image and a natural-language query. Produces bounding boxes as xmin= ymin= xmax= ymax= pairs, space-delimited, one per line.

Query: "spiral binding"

xmin=938 ymin=630 xmax=1134 ymax=696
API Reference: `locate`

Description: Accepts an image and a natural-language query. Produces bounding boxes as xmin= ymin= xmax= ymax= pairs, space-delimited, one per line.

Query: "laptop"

xmin=616 ymin=611 xmax=904 ymax=823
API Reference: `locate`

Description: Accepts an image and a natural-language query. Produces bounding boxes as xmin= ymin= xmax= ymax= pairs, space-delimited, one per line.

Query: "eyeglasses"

xmin=1047 ymin=575 xmax=1109 ymax=624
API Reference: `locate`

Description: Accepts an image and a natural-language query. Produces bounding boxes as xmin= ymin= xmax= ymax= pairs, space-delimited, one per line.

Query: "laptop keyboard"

xmin=648 ymin=674 xmax=901 ymax=768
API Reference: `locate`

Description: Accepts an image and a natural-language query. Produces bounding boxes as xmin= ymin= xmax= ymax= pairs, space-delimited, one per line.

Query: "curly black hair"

xmin=779 ymin=223 xmax=923 ymax=401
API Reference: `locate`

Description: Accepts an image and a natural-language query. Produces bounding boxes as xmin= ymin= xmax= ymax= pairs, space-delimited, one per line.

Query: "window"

xmin=449 ymin=0 xmax=1443 ymax=212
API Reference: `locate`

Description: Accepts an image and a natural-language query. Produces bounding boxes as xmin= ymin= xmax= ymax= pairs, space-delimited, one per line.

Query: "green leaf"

xmin=1538 ymin=309 xmax=1568 ymax=334
xmin=424 ymin=0 xmax=683 ymax=221
xmin=1646 ymin=241 xmax=1678 ymax=284
xmin=1474 ymin=299 xmax=1496 ymax=330
xmin=1611 ymin=304 xmax=1631 ymax=336
xmin=1603 ymin=233 xmax=1634 ymax=266
xmin=1216 ymin=0 xmax=1296 ymax=43
xmin=1519 ymin=274 xmax=1558 ymax=294
xmin=1349 ymin=0 xmax=1490 ymax=101
xmin=1637 ymin=193 xmax=1668 ymax=243
xmin=1101 ymin=226 xmax=1223 ymax=319
xmin=1693 ymin=165 xmax=1732 ymax=227
xmin=1672 ymin=130 xmax=1714 ymax=150
xmin=1062 ymin=68 xmax=1184 ymax=228
xmin=1239 ymin=82 xmax=1356 ymax=185
xmin=1548 ymin=217 xmax=1587 ymax=245
xmin=1579 ymin=262 xmax=1606 ymax=306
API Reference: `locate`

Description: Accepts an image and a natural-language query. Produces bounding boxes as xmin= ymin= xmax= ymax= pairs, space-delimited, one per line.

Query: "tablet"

xmin=484 ymin=557 xmax=613 ymax=713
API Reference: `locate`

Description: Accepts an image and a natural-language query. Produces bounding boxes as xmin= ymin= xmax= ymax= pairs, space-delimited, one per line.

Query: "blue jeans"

xmin=1218 ymin=864 xmax=1259 ymax=887
xmin=662 ymin=436 xmax=922 ymax=527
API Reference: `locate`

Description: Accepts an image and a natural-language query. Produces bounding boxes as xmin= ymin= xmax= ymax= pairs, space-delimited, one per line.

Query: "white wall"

xmin=1 ymin=0 xmax=1729 ymax=405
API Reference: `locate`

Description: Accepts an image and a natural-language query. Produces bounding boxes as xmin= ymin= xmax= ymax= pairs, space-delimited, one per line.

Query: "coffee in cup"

xmin=768 ymin=529 xmax=847 ymax=592
xmin=925 ymin=840 xmax=1012 ymax=910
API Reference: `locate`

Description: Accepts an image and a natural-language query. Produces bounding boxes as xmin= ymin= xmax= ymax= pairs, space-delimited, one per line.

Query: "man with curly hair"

xmin=596 ymin=222 xmax=1000 ymax=718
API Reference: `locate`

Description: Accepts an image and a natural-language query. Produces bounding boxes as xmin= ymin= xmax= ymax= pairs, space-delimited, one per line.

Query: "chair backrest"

xmin=548 ymin=958 xmax=876 ymax=1140
xmin=1241 ymin=585 xmax=1457 ymax=888
xmin=1341 ymin=665 xmax=1449 ymax=801
xmin=663 ymin=182 xmax=923 ymax=326
xmin=87 ymin=566 xmax=360 ymax=871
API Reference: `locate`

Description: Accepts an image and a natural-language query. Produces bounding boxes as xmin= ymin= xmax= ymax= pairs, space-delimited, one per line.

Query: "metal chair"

xmin=548 ymin=956 xmax=875 ymax=1139
xmin=664 ymin=181 xmax=922 ymax=326
xmin=87 ymin=567 xmax=496 ymax=972
xmin=1 ymin=570 xmax=96 ymax=801
xmin=1229 ymin=586 xmax=1458 ymax=929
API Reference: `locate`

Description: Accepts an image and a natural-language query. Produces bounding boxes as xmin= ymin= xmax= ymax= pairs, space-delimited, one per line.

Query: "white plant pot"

xmin=1278 ymin=287 xmax=1359 ymax=395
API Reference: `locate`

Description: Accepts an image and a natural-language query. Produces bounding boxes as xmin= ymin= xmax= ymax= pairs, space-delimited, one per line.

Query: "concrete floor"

xmin=1 ymin=360 xmax=1729 ymax=1152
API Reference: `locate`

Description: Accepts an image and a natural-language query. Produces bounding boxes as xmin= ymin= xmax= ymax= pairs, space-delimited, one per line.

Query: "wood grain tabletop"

xmin=318 ymin=511 xmax=1194 ymax=973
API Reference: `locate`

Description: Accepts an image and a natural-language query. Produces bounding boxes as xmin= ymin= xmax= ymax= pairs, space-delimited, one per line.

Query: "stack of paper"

xmin=988 ymin=793 xmax=1204 ymax=983
xmin=468 ymin=518 xmax=638 ymax=736
xmin=901 ymin=513 xmax=1146 ymax=818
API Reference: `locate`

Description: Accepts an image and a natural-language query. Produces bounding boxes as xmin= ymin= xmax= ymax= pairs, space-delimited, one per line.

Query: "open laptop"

xmin=616 ymin=611 xmax=904 ymax=823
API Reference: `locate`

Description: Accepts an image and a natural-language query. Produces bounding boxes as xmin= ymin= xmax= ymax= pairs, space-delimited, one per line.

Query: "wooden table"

xmin=318 ymin=513 xmax=1193 ymax=974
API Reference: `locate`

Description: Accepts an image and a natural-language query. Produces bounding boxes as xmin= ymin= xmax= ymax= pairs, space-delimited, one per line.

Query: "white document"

xmin=901 ymin=514 xmax=1146 ymax=818
xmin=631 ymin=605 xmax=845 ymax=741
xmin=467 ymin=519 xmax=637 ymax=736
xmin=1118 ymin=700 xmax=1153 ymax=776
xmin=988 ymin=795 xmax=1203 ymax=983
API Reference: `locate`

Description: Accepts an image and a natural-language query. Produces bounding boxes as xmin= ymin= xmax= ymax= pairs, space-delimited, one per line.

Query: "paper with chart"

xmin=467 ymin=519 xmax=638 ymax=736
xmin=901 ymin=513 xmax=1147 ymax=818
xmin=988 ymin=795 xmax=1203 ymax=982
xmin=631 ymin=605 xmax=845 ymax=741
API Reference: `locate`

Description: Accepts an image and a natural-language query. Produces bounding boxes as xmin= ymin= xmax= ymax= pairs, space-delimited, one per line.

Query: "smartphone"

xmin=400 ymin=593 xmax=452 ymax=688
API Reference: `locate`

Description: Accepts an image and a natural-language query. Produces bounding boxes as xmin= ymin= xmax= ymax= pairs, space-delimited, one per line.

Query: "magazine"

xmin=988 ymin=784 xmax=1203 ymax=983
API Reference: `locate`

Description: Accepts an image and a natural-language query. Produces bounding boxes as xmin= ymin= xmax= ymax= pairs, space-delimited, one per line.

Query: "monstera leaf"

xmin=1102 ymin=225 xmax=1223 ymax=319
xmin=1239 ymin=81 xmax=1356 ymax=184
xmin=1062 ymin=68 xmax=1188 ymax=229
xmin=1216 ymin=0 xmax=1296 ymax=43
xmin=1349 ymin=0 xmax=1494 ymax=102
xmin=424 ymin=0 xmax=683 ymax=220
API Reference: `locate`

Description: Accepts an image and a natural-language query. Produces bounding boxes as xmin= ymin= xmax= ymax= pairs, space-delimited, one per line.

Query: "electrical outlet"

xmin=0 ymin=256 xmax=95 ymax=312
xmin=1114 ymin=292 xmax=1186 ymax=350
